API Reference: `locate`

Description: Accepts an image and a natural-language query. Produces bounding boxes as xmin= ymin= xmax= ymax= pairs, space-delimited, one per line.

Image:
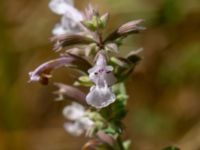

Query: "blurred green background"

xmin=0 ymin=0 xmax=200 ymax=149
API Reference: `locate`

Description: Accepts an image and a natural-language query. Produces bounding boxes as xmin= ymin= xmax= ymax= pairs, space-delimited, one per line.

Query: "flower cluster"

xmin=63 ymin=102 xmax=94 ymax=136
xmin=86 ymin=53 xmax=116 ymax=109
xmin=49 ymin=0 xmax=84 ymax=35
xmin=29 ymin=0 xmax=145 ymax=149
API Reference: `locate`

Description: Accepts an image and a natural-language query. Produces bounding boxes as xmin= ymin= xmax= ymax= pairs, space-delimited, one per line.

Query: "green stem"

xmin=117 ymin=136 xmax=125 ymax=150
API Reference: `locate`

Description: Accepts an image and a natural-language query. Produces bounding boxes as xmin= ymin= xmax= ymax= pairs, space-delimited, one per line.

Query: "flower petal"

xmin=61 ymin=6 xmax=83 ymax=23
xmin=29 ymin=54 xmax=91 ymax=85
xmin=62 ymin=102 xmax=85 ymax=120
xmin=63 ymin=122 xmax=84 ymax=136
xmin=28 ymin=57 xmax=71 ymax=84
xmin=86 ymin=85 xmax=116 ymax=109
xmin=52 ymin=23 xmax=67 ymax=35
xmin=49 ymin=0 xmax=84 ymax=36
xmin=49 ymin=0 xmax=74 ymax=15
xmin=88 ymin=54 xmax=116 ymax=86
xmin=95 ymin=53 xmax=107 ymax=66
xmin=79 ymin=117 xmax=95 ymax=137
xmin=89 ymin=71 xmax=116 ymax=87
xmin=79 ymin=117 xmax=94 ymax=128
xmin=60 ymin=15 xmax=83 ymax=33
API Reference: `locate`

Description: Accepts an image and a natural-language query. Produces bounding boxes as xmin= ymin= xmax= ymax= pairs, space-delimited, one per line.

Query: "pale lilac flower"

xmin=86 ymin=85 xmax=116 ymax=109
xmin=28 ymin=72 xmax=40 ymax=82
xmin=63 ymin=102 xmax=94 ymax=136
xmin=28 ymin=57 xmax=71 ymax=83
xmin=88 ymin=54 xmax=116 ymax=87
xmin=49 ymin=0 xmax=84 ymax=35
xmin=86 ymin=54 xmax=117 ymax=109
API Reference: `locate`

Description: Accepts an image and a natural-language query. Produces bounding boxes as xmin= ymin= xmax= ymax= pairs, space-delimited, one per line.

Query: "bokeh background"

xmin=0 ymin=0 xmax=200 ymax=149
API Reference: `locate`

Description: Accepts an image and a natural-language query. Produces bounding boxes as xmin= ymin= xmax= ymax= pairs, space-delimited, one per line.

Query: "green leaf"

xmin=103 ymin=126 xmax=117 ymax=135
xmin=82 ymin=20 xmax=97 ymax=31
xmin=110 ymin=57 xmax=129 ymax=68
xmin=110 ymin=57 xmax=132 ymax=82
xmin=127 ymin=55 xmax=141 ymax=64
xmin=100 ymin=83 xmax=128 ymax=122
xmin=113 ymin=83 xmax=127 ymax=96
xmin=110 ymin=55 xmax=142 ymax=82
xmin=99 ymin=13 xmax=109 ymax=28
xmin=74 ymin=75 xmax=93 ymax=87
xmin=115 ymin=37 xmax=124 ymax=46
xmin=100 ymin=101 xmax=127 ymax=122
xmin=79 ymin=75 xmax=91 ymax=82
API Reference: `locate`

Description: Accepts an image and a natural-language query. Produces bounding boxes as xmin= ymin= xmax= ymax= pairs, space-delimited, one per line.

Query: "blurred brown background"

xmin=0 ymin=0 xmax=200 ymax=149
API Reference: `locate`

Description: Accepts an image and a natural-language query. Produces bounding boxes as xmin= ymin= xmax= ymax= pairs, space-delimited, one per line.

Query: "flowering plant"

xmin=29 ymin=0 xmax=179 ymax=149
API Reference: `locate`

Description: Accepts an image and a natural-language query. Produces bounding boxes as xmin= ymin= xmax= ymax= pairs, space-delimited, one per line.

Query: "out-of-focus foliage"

xmin=0 ymin=0 xmax=200 ymax=150
xmin=162 ymin=146 xmax=180 ymax=150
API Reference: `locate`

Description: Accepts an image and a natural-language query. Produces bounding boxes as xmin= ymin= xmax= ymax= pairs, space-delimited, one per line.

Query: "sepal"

xmin=104 ymin=19 xmax=145 ymax=43
xmin=53 ymin=83 xmax=87 ymax=105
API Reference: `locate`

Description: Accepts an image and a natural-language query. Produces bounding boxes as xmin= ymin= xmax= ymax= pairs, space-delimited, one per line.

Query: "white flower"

xmin=64 ymin=122 xmax=84 ymax=136
xmin=62 ymin=102 xmax=94 ymax=136
xmin=86 ymin=53 xmax=117 ymax=109
xmin=63 ymin=117 xmax=94 ymax=136
xmin=79 ymin=117 xmax=94 ymax=137
xmin=62 ymin=102 xmax=85 ymax=120
xmin=49 ymin=0 xmax=84 ymax=35
xmin=49 ymin=0 xmax=74 ymax=15
xmin=52 ymin=23 xmax=67 ymax=35
xmin=86 ymin=85 xmax=116 ymax=109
